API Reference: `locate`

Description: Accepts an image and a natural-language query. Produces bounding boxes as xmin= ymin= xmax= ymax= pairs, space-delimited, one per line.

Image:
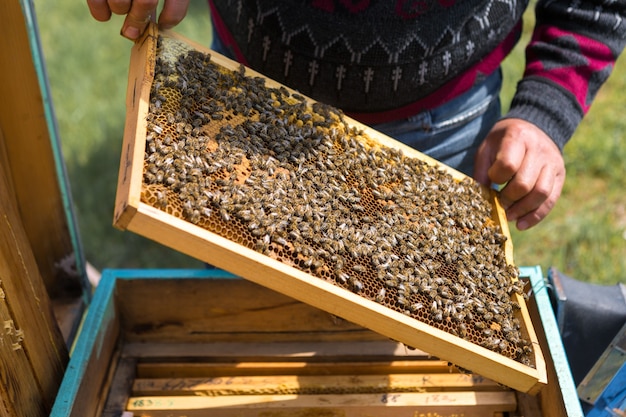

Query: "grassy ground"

xmin=33 ymin=1 xmax=625 ymax=284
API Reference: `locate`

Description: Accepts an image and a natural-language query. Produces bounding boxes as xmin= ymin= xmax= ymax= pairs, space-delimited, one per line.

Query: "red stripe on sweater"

xmin=525 ymin=26 xmax=614 ymax=113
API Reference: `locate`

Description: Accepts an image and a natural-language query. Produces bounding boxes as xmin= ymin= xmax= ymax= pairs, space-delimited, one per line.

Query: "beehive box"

xmin=114 ymin=24 xmax=547 ymax=393
xmin=51 ymin=267 xmax=582 ymax=417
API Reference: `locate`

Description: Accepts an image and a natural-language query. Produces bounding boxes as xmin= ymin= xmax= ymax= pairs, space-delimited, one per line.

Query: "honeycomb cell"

xmin=140 ymin=35 xmax=533 ymax=367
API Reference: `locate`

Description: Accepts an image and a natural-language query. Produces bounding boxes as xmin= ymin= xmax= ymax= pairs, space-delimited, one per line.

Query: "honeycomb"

xmin=141 ymin=35 xmax=533 ymax=367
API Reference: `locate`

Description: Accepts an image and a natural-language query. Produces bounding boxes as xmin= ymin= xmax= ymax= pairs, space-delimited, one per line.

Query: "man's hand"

xmin=474 ymin=118 xmax=566 ymax=230
xmin=87 ymin=0 xmax=189 ymax=40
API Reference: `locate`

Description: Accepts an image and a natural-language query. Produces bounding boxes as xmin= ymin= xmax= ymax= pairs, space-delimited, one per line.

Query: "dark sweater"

xmin=209 ymin=0 xmax=626 ymax=150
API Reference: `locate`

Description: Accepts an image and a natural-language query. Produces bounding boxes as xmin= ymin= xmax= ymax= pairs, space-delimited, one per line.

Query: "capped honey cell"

xmin=140 ymin=34 xmax=533 ymax=367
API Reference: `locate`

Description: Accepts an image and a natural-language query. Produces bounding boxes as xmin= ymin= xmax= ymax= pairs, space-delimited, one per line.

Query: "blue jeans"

xmin=211 ymin=32 xmax=502 ymax=177
xmin=372 ymin=70 xmax=502 ymax=177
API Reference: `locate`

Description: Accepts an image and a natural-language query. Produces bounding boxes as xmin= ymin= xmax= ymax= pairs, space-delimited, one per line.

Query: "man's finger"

xmin=158 ymin=0 xmax=190 ymax=29
xmin=87 ymin=0 xmax=113 ymax=21
xmin=121 ymin=0 xmax=158 ymax=40
xmin=108 ymin=0 xmax=132 ymax=15
xmin=487 ymin=138 xmax=526 ymax=186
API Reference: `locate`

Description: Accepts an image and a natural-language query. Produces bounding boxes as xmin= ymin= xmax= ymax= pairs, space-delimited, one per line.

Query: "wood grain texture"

xmin=134 ymin=361 xmax=459 ymax=379
xmin=0 ymin=128 xmax=68 ymax=415
xmin=116 ymin=277 xmax=386 ymax=343
xmin=132 ymin=373 xmax=505 ymax=396
xmin=125 ymin=391 xmax=518 ymax=416
xmin=0 ymin=282 xmax=47 ymax=417
xmin=114 ymin=27 xmax=156 ymax=230
xmin=121 ymin=340 xmax=430 ymax=358
xmin=51 ymin=272 xmax=123 ymax=417
xmin=0 ymin=0 xmax=78 ymax=299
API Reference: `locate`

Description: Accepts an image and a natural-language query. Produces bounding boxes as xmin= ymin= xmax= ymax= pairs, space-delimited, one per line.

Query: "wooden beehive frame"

xmin=114 ymin=23 xmax=547 ymax=393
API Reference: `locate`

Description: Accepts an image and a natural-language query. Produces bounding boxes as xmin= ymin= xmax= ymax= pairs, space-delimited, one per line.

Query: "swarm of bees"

xmin=141 ymin=35 xmax=534 ymax=366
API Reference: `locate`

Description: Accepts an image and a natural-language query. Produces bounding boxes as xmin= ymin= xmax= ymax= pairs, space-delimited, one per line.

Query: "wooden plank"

xmin=125 ymin=391 xmax=518 ymax=417
xmin=116 ymin=277 xmax=391 ymax=343
xmin=577 ymin=321 xmax=626 ymax=405
xmin=135 ymin=360 xmax=458 ymax=379
xmin=57 ymin=315 xmax=119 ymax=417
xmin=102 ymin=357 xmax=137 ymax=417
xmin=113 ymin=26 xmax=156 ymax=230
xmin=122 ymin=340 xmax=431 ymax=359
xmin=132 ymin=373 xmax=506 ymax=396
xmin=0 ymin=127 xmax=67 ymax=415
xmin=0 ymin=0 xmax=80 ymax=299
xmin=0 ymin=129 xmax=17 ymax=208
xmin=516 ymin=392 xmax=543 ymax=417
xmin=51 ymin=296 xmax=87 ymax=347
xmin=114 ymin=25 xmax=547 ymax=394
xmin=0 ymin=399 xmax=9 ymax=417
xmin=50 ymin=271 xmax=122 ymax=417
xmin=0 ymin=281 xmax=47 ymax=417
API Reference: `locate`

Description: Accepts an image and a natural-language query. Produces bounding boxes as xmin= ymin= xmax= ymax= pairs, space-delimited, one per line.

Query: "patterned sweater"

xmin=209 ymin=0 xmax=626 ymax=150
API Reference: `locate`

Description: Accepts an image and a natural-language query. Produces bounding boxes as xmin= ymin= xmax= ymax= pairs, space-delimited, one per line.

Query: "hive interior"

xmin=140 ymin=34 xmax=533 ymax=367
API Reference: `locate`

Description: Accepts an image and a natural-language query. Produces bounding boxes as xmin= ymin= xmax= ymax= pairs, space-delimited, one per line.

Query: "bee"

xmin=457 ymin=323 xmax=468 ymax=338
xmin=145 ymin=172 xmax=157 ymax=184
xmin=273 ymin=236 xmax=288 ymax=247
xmin=432 ymin=310 xmax=443 ymax=322
xmin=439 ymin=288 xmax=451 ymax=299
xmin=155 ymin=190 xmax=168 ymax=209
xmin=188 ymin=209 xmax=201 ymax=224
xmin=219 ymin=208 xmax=231 ymax=222
xmin=350 ymin=277 xmax=364 ymax=293
xmin=336 ymin=272 xmax=350 ymax=284
xmin=375 ymin=287 xmax=387 ymax=303
xmin=384 ymin=279 xmax=398 ymax=289
xmin=498 ymin=341 xmax=508 ymax=352
xmin=411 ymin=302 xmax=424 ymax=312
xmin=396 ymin=294 xmax=408 ymax=307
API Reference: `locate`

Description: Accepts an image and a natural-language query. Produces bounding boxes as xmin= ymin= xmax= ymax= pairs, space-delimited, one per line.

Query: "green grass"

xmin=34 ymin=1 xmax=625 ymax=284
xmin=33 ymin=0 xmax=213 ymax=269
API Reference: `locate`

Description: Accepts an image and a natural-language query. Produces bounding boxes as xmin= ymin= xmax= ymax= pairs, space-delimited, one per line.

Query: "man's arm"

xmin=475 ymin=0 xmax=626 ymax=230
